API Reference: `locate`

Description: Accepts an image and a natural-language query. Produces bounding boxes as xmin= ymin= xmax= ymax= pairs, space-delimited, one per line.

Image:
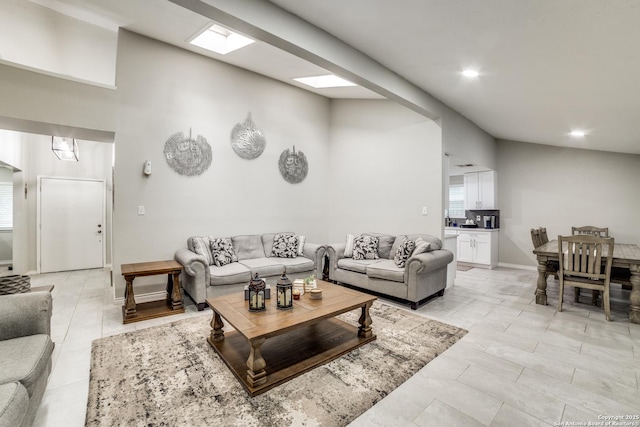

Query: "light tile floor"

xmin=29 ymin=266 xmax=640 ymax=426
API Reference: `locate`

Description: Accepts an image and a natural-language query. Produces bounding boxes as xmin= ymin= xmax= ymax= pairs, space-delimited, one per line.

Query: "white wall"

xmin=0 ymin=0 xmax=117 ymax=86
xmin=112 ymin=30 xmax=331 ymax=296
xmin=497 ymin=139 xmax=640 ymax=267
xmin=327 ymin=99 xmax=443 ymax=242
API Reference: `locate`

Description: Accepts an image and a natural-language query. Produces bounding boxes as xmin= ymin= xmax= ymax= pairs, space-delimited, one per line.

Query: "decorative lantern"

xmin=248 ymin=273 xmax=266 ymax=312
xmin=276 ymin=272 xmax=293 ymax=310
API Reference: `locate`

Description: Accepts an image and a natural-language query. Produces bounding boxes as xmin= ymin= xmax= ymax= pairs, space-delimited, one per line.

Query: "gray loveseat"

xmin=175 ymin=233 xmax=325 ymax=310
xmin=326 ymin=233 xmax=453 ymax=309
xmin=0 ymin=292 xmax=54 ymax=427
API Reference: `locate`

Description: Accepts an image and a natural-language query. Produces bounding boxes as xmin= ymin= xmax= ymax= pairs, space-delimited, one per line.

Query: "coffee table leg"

xmin=358 ymin=301 xmax=374 ymax=338
xmin=169 ymin=271 xmax=183 ymax=310
xmin=210 ymin=311 xmax=225 ymax=343
xmin=629 ymin=264 xmax=640 ymax=324
xmin=124 ymin=275 xmax=136 ymax=319
xmin=246 ymin=337 xmax=267 ymax=387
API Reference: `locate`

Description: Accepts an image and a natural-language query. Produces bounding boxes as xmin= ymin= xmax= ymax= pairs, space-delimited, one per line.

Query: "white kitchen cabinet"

xmin=464 ymin=171 xmax=497 ymax=210
xmin=455 ymin=229 xmax=499 ymax=269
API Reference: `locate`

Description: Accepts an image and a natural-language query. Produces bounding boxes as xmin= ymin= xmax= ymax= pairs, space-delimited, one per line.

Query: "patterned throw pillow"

xmin=271 ymin=233 xmax=299 ymax=258
xmin=352 ymin=235 xmax=380 ymax=260
xmin=412 ymin=237 xmax=431 ymax=256
xmin=209 ymin=237 xmax=238 ymax=267
xmin=394 ymin=236 xmax=415 ymax=268
xmin=189 ymin=236 xmax=213 ymax=265
xmin=344 ymin=234 xmax=355 ymax=257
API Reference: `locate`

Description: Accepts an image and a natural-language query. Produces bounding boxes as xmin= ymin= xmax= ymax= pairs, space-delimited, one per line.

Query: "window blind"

xmin=448 ymin=184 xmax=465 ymax=218
xmin=0 ymin=182 xmax=13 ymax=229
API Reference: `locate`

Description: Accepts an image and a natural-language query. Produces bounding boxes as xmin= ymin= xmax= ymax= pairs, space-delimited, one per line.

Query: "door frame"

xmin=36 ymin=176 xmax=106 ymax=274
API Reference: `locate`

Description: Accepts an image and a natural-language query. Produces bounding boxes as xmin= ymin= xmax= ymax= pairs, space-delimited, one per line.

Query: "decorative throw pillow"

xmin=393 ymin=236 xmax=415 ymax=268
xmin=412 ymin=237 xmax=431 ymax=256
xmin=209 ymin=237 xmax=238 ymax=267
xmin=271 ymin=233 xmax=299 ymax=258
xmin=190 ymin=236 xmax=213 ymax=265
xmin=297 ymin=235 xmax=306 ymax=256
xmin=344 ymin=234 xmax=355 ymax=257
xmin=352 ymin=235 xmax=380 ymax=260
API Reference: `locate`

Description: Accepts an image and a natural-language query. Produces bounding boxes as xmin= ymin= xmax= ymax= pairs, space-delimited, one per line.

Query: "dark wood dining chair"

xmin=531 ymin=227 xmax=558 ymax=282
xmin=571 ymin=226 xmax=609 ymax=237
xmin=557 ymin=234 xmax=614 ymax=320
xmin=571 ymin=226 xmax=609 ymax=304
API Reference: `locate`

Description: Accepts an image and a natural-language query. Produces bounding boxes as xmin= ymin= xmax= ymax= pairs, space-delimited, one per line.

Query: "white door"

xmin=39 ymin=177 xmax=105 ymax=273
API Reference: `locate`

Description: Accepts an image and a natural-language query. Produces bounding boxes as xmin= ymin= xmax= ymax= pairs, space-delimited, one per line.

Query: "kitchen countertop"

xmin=445 ymin=226 xmax=500 ymax=232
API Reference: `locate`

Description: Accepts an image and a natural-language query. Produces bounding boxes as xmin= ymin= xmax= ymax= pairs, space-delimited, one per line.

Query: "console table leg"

xmin=124 ymin=276 xmax=136 ymax=318
xmin=358 ymin=301 xmax=374 ymax=338
xmin=246 ymin=337 xmax=267 ymax=387
xmin=169 ymin=271 xmax=183 ymax=310
xmin=535 ymin=259 xmax=548 ymax=305
xmin=629 ymin=265 xmax=640 ymax=324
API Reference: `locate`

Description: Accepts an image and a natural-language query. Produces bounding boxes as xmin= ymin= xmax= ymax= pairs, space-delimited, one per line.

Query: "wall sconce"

xmin=52 ymin=136 xmax=79 ymax=161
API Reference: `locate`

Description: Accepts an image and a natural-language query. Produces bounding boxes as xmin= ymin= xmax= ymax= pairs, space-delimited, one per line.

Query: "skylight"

xmin=189 ymin=24 xmax=254 ymax=55
xmin=294 ymin=75 xmax=357 ymax=89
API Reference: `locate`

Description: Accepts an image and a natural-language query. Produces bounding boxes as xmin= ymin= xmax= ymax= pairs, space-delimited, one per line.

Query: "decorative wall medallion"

xmin=278 ymin=145 xmax=308 ymax=184
xmin=230 ymin=112 xmax=266 ymax=159
xmin=163 ymin=130 xmax=212 ymax=176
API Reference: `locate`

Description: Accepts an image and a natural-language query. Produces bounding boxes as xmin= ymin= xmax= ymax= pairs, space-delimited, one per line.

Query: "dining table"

xmin=533 ymin=239 xmax=640 ymax=324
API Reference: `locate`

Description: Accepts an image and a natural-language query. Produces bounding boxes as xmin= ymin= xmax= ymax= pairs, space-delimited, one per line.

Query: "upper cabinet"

xmin=464 ymin=170 xmax=497 ymax=210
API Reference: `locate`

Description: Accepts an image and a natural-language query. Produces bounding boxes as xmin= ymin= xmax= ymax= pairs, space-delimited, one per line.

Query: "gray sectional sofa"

xmin=326 ymin=233 xmax=453 ymax=309
xmin=175 ymin=233 xmax=325 ymax=310
xmin=0 ymin=292 xmax=53 ymax=427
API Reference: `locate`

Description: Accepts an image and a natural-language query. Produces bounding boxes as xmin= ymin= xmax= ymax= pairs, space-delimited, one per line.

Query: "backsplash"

xmin=466 ymin=209 xmax=500 ymax=229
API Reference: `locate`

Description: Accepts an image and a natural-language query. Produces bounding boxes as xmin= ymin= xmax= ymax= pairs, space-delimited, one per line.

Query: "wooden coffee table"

xmin=206 ymin=280 xmax=376 ymax=396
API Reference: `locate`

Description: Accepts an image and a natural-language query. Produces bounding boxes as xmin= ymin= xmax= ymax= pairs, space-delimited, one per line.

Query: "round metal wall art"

xmin=163 ymin=130 xmax=212 ymax=176
xmin=230 ymin=112 xmax=266 ymax=159
xmin=278 ymin=145 xmax=308 ymax=184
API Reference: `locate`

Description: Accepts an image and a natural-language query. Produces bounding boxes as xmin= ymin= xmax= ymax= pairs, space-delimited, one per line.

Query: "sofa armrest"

xmin=326 ymin=243 xmax=346 ymax=281
xmin=175 ymin=248 xmax=208 ymax=278
xmin=302 ymin=242 xmax=326 ymax=278
xmin=406 ymin=250 xmax=454 ymax=275
xmin=0 ymin=292 xmax=52 ymax=341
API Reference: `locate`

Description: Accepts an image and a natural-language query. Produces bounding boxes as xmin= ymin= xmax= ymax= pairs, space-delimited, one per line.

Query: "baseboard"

xmin=113 ymin=290 xmax=167 ymax=305
xmin=497 ymin=262 xmax=537 ymax=271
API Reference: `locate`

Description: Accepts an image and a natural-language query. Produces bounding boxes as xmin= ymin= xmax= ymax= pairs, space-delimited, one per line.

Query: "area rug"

xmin=457 ymin=264 xmax=474 ymax=271
xmin=86 ymin=302 xmax=466 ymax=427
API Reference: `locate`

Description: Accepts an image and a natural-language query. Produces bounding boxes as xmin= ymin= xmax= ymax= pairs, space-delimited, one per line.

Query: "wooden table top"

xmin=206 ymin=280 xmax=376 ymax=341
xmin=121 ymin=260 xmax=183 ymax=276
xmin=534 ymin=240 xmax=640 ymax=263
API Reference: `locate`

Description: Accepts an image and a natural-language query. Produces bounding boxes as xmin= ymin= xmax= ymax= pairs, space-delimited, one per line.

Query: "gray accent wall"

xmin=497 ymin=139 xmax=640 ymax=267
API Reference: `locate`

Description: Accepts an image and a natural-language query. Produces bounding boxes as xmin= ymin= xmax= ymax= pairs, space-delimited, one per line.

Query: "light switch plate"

xmin=422 ymin=206 xmax=428 ymax=215
xmin=138 ymin=206 xmax=145 ymax=215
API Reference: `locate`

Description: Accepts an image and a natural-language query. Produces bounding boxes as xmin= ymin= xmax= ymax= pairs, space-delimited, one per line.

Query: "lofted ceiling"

xmin=11 ymin=0 xmax=640 ymax=155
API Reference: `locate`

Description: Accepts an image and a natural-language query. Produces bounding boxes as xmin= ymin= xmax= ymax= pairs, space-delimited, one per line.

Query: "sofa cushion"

xmin=275 ymin=257 xmax=315 ymax=274
xmin=209 ymin=237 xmax=238 ymax=267
xmin=366 ymin=259 xmax=405 ymax=283
xmin=271 ymin=233 xmax=299 ymax=258
xmin=337 ymin=258 xmax=380 ymax=274
xmin=412 ymin=237 xmax=432 ymax=256
xmin=353 ymin=235 xmax=379 ymax=260
xmin=393 ymin=236 xmax=415 ymax=268
xmin=297 ymin=235 xmax=306 ymax=256
xmin=188 ymin=236 xmax=213 ymax=265
xmin=344 ymin=234 xmax=355 ymax=257
xmin=364 ymin=233 xmax=395 ymax=259
xmin=0 ymin=335 xmax=53 ymax=397
xmin=209 ymin=263 xmax=251 ymax=286
xmin=239 ymin=258 xmax=286 ymax=277
xmin=407 ymin=234 xmax=442 ymax=251
xmin=0 ymin=382 xmax=28 ymax=427
xmin=232 ymin=235 xmax=266 ymax=260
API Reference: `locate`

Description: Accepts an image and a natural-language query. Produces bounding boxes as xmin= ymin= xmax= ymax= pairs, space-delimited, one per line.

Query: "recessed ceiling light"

xmin=189 ymin=24 xmax=254 ymax=55
xmin=570 ymin=130 xmax=586 ymax=137
xmin=462 ymin=69 xmax=479 ymax=78
xmin=294 ymin=75 xmax=356 ymax=89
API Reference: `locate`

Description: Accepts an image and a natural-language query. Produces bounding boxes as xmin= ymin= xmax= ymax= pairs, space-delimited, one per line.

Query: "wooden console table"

xmin=121 ymin=260 xmax=184 ymax=324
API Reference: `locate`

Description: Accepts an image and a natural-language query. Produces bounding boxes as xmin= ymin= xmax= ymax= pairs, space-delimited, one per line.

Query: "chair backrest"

xmin=558 ymin=234 xmax=614 ymax=281
xmin=571 ymin=226 xmax=609 ymax=237
xmin=530 ymin=227 xmax=549 ymax=249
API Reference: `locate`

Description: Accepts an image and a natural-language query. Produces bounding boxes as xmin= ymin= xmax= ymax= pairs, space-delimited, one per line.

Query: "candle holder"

xmin=276 ymin=272 xmax=293 ymax=310
xmin=247 ymin=273 xmax=266 ymax=312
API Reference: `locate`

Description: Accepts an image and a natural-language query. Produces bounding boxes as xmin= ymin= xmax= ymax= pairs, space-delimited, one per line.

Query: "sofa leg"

xmin=410 ymin=302 xmax=418 ymax=310
xmin=196 ymin=302 xmax=207 ymax=311
xmin=438 ymin=289 xmax=445 ymax=297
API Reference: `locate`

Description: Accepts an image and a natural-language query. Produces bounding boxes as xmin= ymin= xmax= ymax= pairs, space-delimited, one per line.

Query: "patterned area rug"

xmin=457 ymin=264 xmax=474 ymax=271
xmin=86 ymin=302 xmax=466 ymax=427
